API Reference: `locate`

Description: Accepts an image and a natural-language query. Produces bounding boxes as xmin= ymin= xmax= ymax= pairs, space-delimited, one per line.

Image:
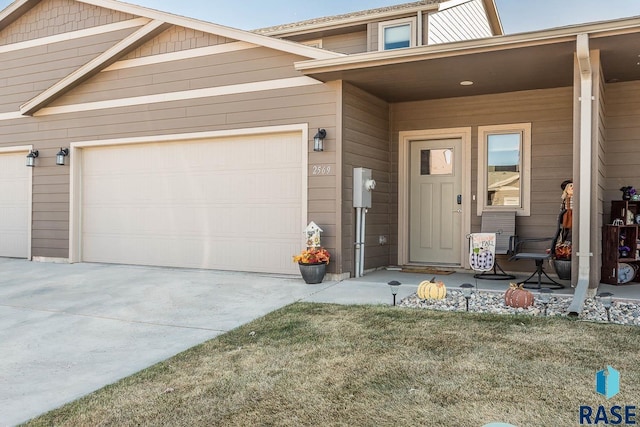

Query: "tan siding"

xmin=0 ymin=0 xmax=135 ymax=46
xmin=392 ymin=87 xmax=574 ymax=265
xmin=0 ymin=27 xmax=141 ymax=113
xmin=123 ymin=26 xmax=234 ymax=59
xmin=342 ymin=82 xmax=390 ymax=275
xmin=50 ymin=47 xmax=304 ymax=106
xmin=322 ymin=31 xmax=367 ymax=54
xmin=0 ymin=26 xmax=339 ymax=262
xmin=604 ymin=81 xmax=640 ymax=199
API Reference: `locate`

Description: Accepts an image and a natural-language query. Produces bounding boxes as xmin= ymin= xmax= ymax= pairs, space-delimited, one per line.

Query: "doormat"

xmin=399 ymin=266 xmax=455 ymax=275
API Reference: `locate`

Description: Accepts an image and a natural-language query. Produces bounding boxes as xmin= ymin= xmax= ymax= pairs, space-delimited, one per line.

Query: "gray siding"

xmin=342 ymin=82 xmax=390 ymax=275
xmin=392 ymin=87 xmax=574 ymax=270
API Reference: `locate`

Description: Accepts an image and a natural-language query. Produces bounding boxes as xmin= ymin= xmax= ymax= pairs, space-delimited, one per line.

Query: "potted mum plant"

xmin=552 ymin=241 xmax=571 ymax=280
xmin=293 ymin=247 xmax=330 ymax=284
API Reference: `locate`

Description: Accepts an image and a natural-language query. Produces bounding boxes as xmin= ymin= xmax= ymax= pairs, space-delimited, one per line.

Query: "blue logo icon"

xmin=596 ymin=366 xmax=620 ymax=399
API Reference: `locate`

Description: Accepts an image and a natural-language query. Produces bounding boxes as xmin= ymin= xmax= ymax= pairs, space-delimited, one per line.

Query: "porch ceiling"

xmin=297 ymin=25 xmax=640 ymax=103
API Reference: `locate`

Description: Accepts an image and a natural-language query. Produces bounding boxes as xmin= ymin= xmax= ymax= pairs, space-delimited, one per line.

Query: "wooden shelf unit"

xmin=601 ymin=224 xmax=639 ymax=285
xmin=611 ymin=200 xmax=640 ymax=225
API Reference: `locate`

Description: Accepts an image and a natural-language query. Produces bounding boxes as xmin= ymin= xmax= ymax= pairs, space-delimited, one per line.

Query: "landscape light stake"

xmin=388 ymin=280 xmax=401 ymax=306
xmin=538 ymin=288 xmax=552 ymax=316
xmin=460 ymin=283 xmax=474 ymax=311
xmin=597 ymin=292 xmax=614 ymax=322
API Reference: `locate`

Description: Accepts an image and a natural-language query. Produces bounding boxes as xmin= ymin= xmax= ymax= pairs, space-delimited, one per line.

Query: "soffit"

xmin=297 ymin=19 xmax=640 ymax=102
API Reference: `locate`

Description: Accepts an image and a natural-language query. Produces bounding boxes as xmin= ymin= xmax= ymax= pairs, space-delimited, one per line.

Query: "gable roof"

xmin=0 ymin=0 xmax=344 ymax=115
xmin=0 ymin=0 xmax=343 ymax=61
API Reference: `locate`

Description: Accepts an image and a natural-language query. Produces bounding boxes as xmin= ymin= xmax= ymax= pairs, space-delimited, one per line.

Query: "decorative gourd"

xmin=504 ymin=283 xmax=534 ymax=308
xmin=417 ymin=278 xmax=447 ymax=300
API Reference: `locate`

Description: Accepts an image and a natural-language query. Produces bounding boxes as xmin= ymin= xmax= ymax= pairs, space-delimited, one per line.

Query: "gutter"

xmin=568 ymin=33 xmax=593 ymax=316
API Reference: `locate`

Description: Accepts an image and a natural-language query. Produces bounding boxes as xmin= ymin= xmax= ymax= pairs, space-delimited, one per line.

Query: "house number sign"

xmin=311 ymin=165 xmax=333 ymax=175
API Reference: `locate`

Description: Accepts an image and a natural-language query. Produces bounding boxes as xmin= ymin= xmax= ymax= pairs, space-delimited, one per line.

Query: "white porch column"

xmin=568 ymin=33 xmax=593 ymax=316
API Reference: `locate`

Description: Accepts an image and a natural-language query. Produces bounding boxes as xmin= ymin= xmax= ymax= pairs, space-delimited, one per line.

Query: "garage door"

xmin=0 ymin=151 xmax=30 ymax=258
xmin=80 ymin=132 xmax=305 ymax=274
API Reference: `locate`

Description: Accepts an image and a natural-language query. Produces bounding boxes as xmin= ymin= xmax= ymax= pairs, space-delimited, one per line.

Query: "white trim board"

xmin=0 ymin=18 xmax=150 ymax=54
xmin=34 ymin=76 xmax=322 ymax=117
xmin=103 ymin=41 xmax=257 ymax=72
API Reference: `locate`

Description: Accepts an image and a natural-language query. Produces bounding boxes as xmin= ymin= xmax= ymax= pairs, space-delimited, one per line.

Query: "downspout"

xmin=568 ymin=33 xmax=593 ymax=316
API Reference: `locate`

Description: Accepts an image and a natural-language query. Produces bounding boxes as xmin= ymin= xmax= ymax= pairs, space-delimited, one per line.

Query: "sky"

xmin=1 ymin=0 xmax=640 ymax=34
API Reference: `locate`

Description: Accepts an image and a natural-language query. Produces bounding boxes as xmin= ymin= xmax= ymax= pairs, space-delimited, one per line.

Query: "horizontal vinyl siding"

xmin=342 ymin=82 xmax=390 ymax=275
xmin=604 ymin=81 xmax=640 ymax=202
xmin=392 ymin=87 xmax=573 ymax=268
xmin=0 ymin=25 xmax=338 ymax=262
xmin=322 ymin=31 xmax=367 ymax=54
xmin=50 ymin=46 xmax=303 ymax=105
xmin=0 ymin=27 xmax=141 ymax=113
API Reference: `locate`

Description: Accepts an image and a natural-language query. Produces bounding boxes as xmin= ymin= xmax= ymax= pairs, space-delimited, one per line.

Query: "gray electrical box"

xmin=353 ymin=167 xmax=375 ymax=208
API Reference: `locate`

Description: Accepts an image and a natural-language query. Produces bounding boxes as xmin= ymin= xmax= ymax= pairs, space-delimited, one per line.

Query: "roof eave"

xmin=295 ymin=17 xmax=640 ymax=75
xmin=256 ymin=3 xmax=441 ymax=37
xmin=73 ymin=0 xmax=344 ymax=60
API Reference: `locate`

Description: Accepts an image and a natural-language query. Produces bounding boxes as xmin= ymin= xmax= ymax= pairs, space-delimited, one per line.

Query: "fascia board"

xmin=295 ymin=17 xmax=640 ymax=74
xmin=77 ymin=0 xmax=344 ymax=60
xmin=257 ymin=4 xmax=440 ymax=37
xmin=0 ymin=0 xmax=38 ymax=31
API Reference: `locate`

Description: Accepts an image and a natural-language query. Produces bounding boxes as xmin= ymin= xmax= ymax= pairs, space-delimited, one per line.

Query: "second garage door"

xmin=0 ymin=151 xmax=30 ymax=259
xmin=79 ymin=132 xmax=305 ymax=274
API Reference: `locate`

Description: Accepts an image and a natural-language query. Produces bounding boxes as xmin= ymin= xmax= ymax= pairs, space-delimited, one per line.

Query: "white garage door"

xmin=0 ymin=151 xmax=29 ymax=258
xmin=80 ymin=132 xmax=305 ymax=274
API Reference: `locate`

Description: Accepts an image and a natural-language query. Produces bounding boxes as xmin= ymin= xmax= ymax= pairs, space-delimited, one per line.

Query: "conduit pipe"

xmin=355 ymin=207 xmax=362 ymax=278
xmin=568 ymin=33 xmax=593 ymax=316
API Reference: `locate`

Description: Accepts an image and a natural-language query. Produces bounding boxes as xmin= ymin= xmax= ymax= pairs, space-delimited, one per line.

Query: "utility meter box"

xmin=353 ymin=167 xmax=375 ymax=208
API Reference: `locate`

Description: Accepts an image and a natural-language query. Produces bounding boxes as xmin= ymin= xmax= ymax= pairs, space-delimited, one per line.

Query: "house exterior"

xmin=1 ymin=0 xmax=640 ymax=308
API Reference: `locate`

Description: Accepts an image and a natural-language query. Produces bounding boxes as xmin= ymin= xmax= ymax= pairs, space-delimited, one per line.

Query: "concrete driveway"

xmin=0 ymin=259 xmax=363 ymax=426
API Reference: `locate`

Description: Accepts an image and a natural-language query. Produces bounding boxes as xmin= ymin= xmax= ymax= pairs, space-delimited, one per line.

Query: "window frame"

xmin=477 ymin=123 xmax=532 ymax=216
xmin=378 ymin=17 xmax=417 ymax=51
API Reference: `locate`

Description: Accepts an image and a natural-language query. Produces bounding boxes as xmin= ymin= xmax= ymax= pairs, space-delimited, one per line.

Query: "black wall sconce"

xmin=56 ymin=148 xmax=69 ymax=166
xmin=26 ymin=150 xmax=38 ymax=167
xmin=313 ymin=128 xmax=326 ymax=152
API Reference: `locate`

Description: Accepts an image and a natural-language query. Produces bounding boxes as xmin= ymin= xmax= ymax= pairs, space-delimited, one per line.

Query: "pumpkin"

xmin=504 ymin=283 xmax=534 ymax=308
xmin=417 ymin=277 xmax=447 ymax=300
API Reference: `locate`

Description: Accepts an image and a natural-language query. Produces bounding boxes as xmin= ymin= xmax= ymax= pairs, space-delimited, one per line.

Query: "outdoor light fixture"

xmin=460 ymin=283 xmax=474 ymax=311
xmin=538 ymin=288 xmax=553 ymax=316
xmin=388 ymin=280 xmax=401 ymax=306
xmin=313 ymin=128 xmax=326 ymax=152
xmin=597 ymin=292 xmax=614 ymax=322
xmin=56 ymin=148 xmax=69 ymax=166
xmin=26 ymin=150 xmax=38 ymax=167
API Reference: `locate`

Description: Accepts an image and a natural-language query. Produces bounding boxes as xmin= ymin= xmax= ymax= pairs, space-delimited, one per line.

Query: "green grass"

xmin=24 ymin=303 xmax=640 ymax=426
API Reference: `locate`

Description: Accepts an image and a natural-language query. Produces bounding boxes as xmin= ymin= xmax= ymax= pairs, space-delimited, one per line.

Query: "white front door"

xmin=409 ymin=138 xmax=462 ymax=264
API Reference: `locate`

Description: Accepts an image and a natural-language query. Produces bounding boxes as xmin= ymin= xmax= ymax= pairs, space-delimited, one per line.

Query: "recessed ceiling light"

xmin=460 ymin=80 xmax=474 ymax=86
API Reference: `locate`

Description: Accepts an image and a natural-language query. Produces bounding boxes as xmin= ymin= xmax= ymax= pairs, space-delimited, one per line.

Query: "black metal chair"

xmin=508 ymin=211 xmax=566 ymax=289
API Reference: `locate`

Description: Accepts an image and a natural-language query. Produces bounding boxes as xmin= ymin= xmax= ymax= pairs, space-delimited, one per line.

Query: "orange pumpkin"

xmin=504 ymin=283 xmax=534 ymax=308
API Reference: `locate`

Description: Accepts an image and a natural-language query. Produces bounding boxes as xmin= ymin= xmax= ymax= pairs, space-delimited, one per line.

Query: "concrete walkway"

xmin=1 ymin=259 xmax=638 ymax=425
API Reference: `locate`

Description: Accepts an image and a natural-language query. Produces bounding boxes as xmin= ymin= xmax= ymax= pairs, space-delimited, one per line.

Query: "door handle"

xmin=452 ymin=209 xmax=462 ymax=213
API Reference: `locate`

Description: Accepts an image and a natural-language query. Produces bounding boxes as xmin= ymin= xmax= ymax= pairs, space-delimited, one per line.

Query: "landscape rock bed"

xmin=399 ymin=290 xmax=640 ymax=326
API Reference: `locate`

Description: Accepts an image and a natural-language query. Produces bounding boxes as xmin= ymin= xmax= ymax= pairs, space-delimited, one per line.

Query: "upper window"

xmin=378 ymin=17 xmax=416 ymax=51
xmin=477 ymin=123 xmax=531 ymax=216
